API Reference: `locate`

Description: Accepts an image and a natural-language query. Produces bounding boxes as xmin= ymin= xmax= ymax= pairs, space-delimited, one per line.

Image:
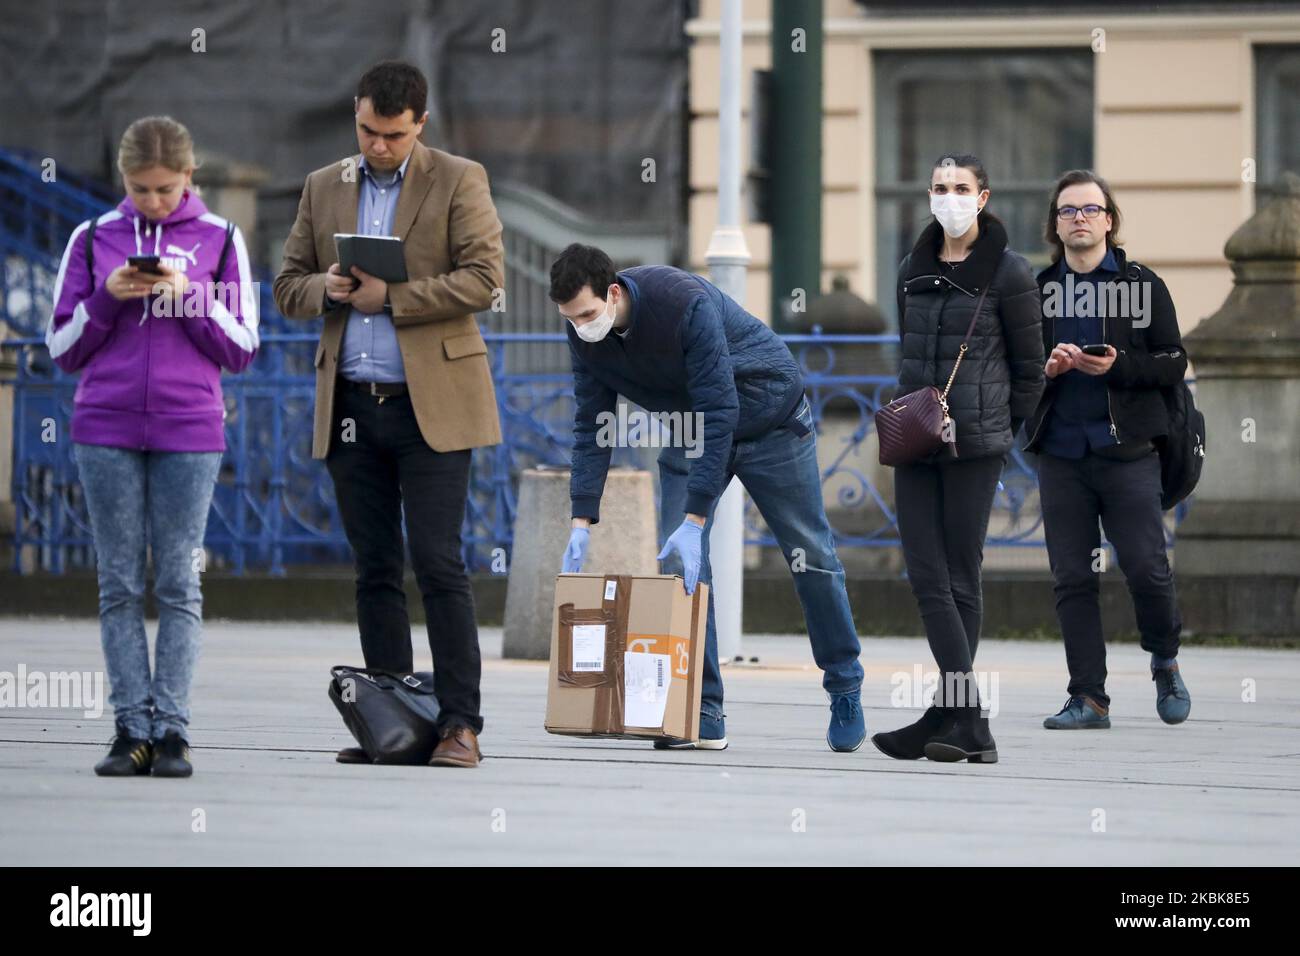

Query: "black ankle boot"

xmin=870 ymin=705 xmax=948 ymax=760
xmin=923 ymin=707 xmax=998 ymax=764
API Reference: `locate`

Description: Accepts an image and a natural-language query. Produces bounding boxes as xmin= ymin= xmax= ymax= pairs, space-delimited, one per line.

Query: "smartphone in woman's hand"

xmin=127 ymin=255 xmax=162 ymax=275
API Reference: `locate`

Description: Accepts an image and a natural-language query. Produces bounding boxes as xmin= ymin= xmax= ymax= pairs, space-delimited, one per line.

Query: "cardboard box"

xmin=545 ymin=573 xmax=708 ymax=741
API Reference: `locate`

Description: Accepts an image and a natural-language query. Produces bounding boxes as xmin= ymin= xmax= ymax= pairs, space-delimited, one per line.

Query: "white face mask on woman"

xmin=930 ymin=192 xmax=983 ymax=239
xmin=571 ymin=300 xmax=616 ymax=343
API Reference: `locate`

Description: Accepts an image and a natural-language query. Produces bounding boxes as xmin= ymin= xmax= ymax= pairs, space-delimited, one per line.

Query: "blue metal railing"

xmin=1 ymin=146 xmax=1188 ymax=574
xmin=7 ymin=320 xmax=1186 ymax=574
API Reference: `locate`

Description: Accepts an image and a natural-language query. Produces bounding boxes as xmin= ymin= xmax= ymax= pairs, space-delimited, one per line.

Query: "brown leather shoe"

xmin=336 ymin=746 xmax=371 ymax=764
xmin=428 ymin=726 xmax=482 ymax=768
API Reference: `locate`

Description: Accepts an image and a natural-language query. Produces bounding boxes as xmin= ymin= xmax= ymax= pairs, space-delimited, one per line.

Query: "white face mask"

xmin=570 ymin=297 xmax=616 ymax=343
xmin=930 ymin=192 xmax=982 ymax=239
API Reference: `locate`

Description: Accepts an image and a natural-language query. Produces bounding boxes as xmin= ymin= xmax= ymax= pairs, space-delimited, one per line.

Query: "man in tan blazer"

xmin=274 ymin=60 xmax=502 ymax=768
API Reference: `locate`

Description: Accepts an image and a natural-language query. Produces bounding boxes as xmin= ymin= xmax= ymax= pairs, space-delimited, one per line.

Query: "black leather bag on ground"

xmin=327 ymin=666 xmax=441 ymax=764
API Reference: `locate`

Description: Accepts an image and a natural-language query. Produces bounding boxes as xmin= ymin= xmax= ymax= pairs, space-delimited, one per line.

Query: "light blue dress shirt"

xmin=338 ymin=154 xmax=409 ymax=383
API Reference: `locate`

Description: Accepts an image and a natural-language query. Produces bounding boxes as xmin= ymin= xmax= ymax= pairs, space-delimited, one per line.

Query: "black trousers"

xmin=1038 ymin=449 xmax=1181 ymax=708
xmin=325 ymin=384 xmax=482 ymax=735
xmin=895 ymin=454 xmax=1005 ymax=706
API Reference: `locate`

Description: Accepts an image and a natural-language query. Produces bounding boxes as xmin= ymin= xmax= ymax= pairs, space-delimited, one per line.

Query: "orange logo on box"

xmin=626 ymin=633 xmax=691 ymax=677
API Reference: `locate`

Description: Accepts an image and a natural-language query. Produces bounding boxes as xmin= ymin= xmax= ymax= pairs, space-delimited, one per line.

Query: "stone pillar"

xmin=1176 ymin=173 xmax=1300 ymax=633
xmin=192 ymin=155 xmax=268 ymax=261
xmin=502 ymin=467 xmax=659 ymax=659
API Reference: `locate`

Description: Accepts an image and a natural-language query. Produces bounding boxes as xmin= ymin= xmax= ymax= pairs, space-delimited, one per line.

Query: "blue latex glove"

xmin=562 ymin=527 xmax=589 ymax=573
xmin=657 ymin=519 xmax=704 ymax=594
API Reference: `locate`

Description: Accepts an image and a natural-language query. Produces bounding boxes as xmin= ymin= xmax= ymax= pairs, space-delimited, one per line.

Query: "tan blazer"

xmin=273 ymin=142 xmax=505 ymax=459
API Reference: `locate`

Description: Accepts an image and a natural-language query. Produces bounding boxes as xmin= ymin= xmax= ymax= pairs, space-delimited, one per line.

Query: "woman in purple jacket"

xmin=45 ymin=116 xmax=258 ymax=777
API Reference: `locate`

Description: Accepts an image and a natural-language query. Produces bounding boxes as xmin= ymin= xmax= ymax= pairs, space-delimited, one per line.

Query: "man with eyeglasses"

xmin=1023 ymin=169 xmax=1191 ymax=731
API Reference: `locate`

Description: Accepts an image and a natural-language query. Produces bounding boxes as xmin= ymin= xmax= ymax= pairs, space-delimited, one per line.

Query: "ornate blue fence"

xmin=1 ymin=147 xmax=1186 ymax=575
xmin=10 ymin=319 xmax=1179 ymax=574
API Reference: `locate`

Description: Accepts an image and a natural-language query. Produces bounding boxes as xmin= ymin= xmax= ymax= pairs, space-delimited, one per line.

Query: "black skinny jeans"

xmin=895 ymin=453 xmax=1005 ymax=708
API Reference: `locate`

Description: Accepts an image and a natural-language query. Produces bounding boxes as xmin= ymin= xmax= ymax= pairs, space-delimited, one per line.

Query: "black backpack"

xmin=1123 ymin=260 xmax=1206 ymax=512
xmin=1156 ymin=371 xmax=1206 ymax=511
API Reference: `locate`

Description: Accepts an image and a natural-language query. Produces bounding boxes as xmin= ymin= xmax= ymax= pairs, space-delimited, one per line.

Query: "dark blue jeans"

xmin=1038 ymin=449 xmax=1182 ymax=707
xmin=657 ymin=397 xmax=863 ymax=721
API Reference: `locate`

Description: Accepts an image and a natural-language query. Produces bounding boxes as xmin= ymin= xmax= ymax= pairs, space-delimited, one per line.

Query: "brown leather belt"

xmin=338 ymin=378 xmax=408 ymax=398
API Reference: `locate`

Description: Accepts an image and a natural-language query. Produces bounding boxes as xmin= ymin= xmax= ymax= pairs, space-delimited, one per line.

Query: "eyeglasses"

xmin=1056 ymin=204 xmax=1109 ymax=220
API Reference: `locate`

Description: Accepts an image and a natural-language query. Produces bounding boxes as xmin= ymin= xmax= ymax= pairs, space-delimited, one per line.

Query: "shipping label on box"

xmin=545 ymin=574 xmax=708 ymax=741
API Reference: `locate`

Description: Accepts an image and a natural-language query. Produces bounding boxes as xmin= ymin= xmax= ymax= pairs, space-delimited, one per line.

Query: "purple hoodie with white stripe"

xmin=45 ymin=191 xmax=258 ymax=452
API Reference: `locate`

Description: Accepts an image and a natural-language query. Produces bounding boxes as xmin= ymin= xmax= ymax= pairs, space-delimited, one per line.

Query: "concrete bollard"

xmin=502 ymin=466 xmax=659 ymax=659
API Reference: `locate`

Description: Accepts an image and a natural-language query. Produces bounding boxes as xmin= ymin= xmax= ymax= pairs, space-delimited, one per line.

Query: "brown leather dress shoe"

xmin=428 ymin=726 xmax=482 ymax=768
xmin=336 ymin=746 xmax=371 ymax=764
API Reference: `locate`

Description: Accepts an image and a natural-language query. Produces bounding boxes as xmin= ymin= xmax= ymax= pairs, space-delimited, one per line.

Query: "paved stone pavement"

xmin=1 ymin=618 xmax=1296 ymax=865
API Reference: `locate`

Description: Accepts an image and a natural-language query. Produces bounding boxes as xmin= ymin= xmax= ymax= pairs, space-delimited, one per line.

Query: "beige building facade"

xmin=687 ymin=0 xmax=1300 ymax=332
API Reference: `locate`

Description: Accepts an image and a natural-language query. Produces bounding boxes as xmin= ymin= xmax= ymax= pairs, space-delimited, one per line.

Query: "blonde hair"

xmin=117 ymin=116 xmax=198 ymax=177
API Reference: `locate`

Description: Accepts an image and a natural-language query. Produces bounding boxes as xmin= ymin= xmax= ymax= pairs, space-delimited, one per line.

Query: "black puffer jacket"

xmin=1023 ymin=249 xmax=1187 ymax=453
xmin=895 ymin=215 xmax=1045 ymax=460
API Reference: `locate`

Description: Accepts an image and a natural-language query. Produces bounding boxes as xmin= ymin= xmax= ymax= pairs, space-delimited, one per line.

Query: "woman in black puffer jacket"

xmin=871 ymin=153 xmax=1044 ymax=766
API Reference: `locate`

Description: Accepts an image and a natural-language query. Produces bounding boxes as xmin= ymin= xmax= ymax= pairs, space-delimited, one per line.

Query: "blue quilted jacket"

xmin=568 ymin=266 xmax=804 ymax=522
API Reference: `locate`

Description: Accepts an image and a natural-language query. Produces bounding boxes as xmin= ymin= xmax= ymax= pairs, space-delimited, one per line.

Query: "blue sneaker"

xmin=1043 ymin=695 xmax=1111 ymax=730
xmin=1153 ymin=663 xmax=1191 ymax=724
xmin=827 ymin=691 xmax=866 ymax=752
xmin=654 ymin=714 xmax=728 ymax=750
